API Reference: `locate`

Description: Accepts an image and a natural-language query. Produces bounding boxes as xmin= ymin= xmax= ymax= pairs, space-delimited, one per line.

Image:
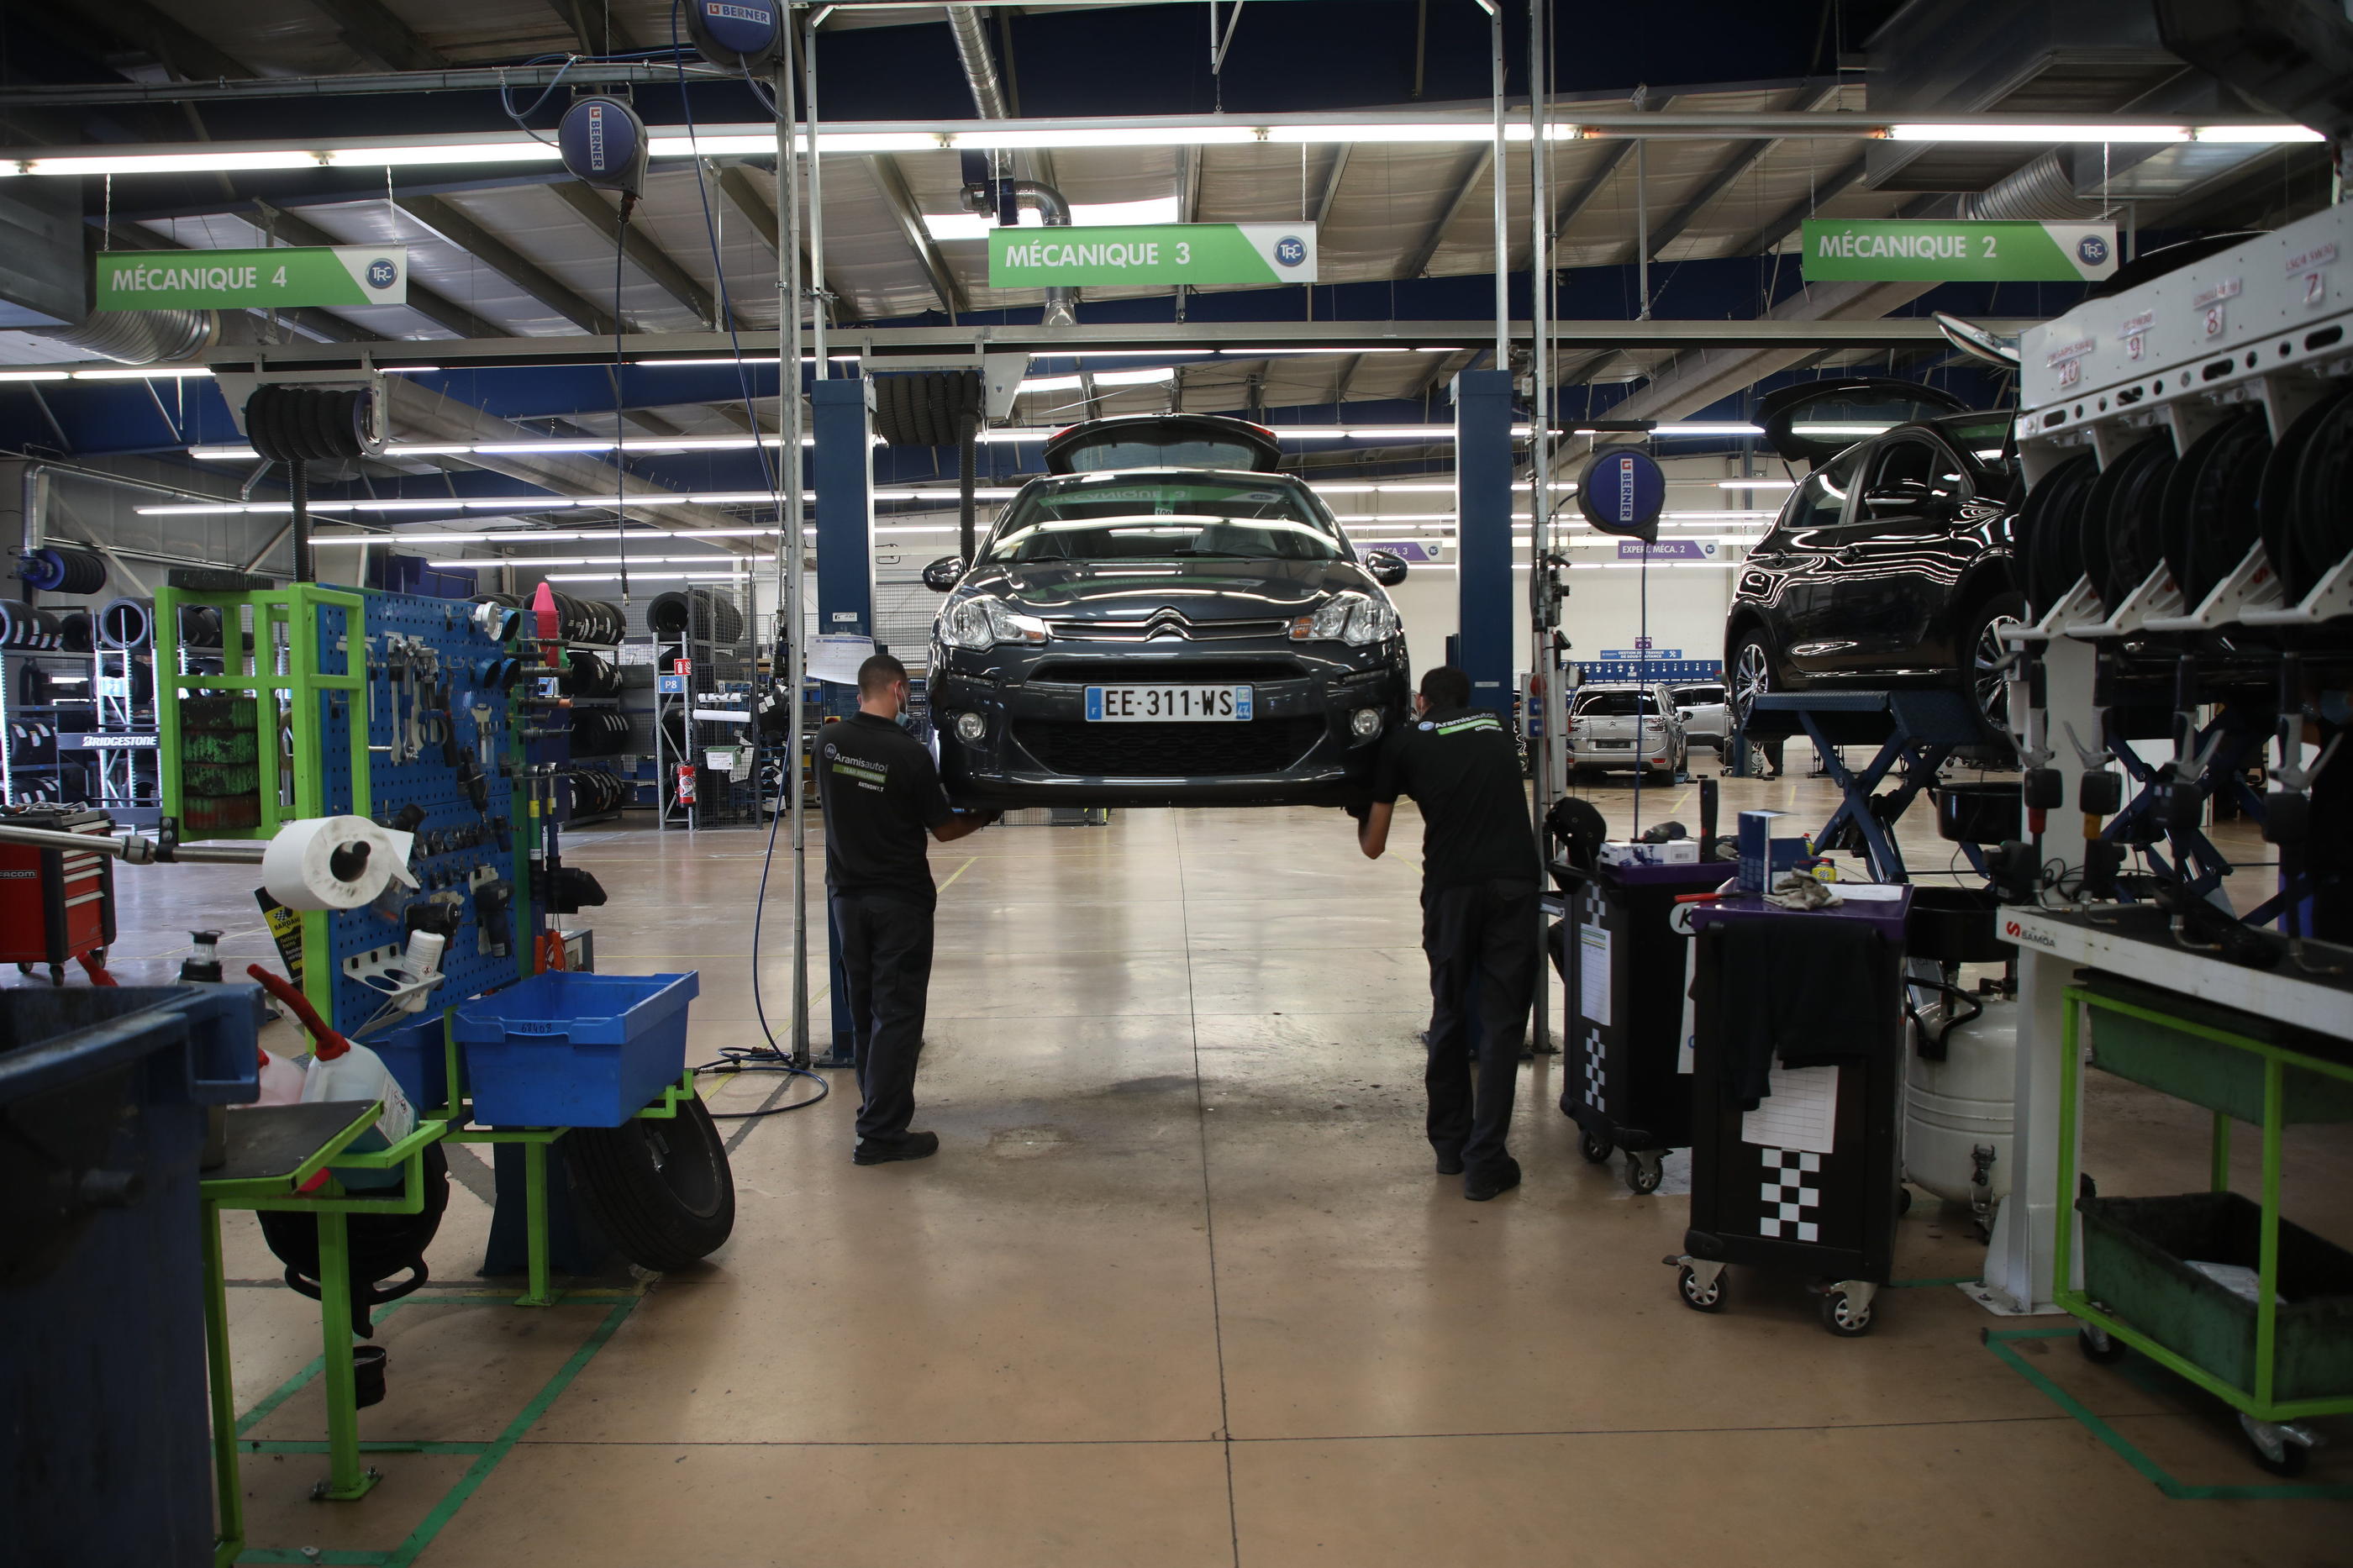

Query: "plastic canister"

xmin=302 ymin=1040 xmax=417 ymax=1190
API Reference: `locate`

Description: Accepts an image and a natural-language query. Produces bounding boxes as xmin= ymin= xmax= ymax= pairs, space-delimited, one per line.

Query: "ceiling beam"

xmin=1647 ymin=85 xmax=1844 ymax=261
xmin=712 ymin=160 xmax=834 ymax=324
xmin=394 ymin=193 xmax=619 ymax=336
xmin=1332 ymin=352 xmax=1366 ymax=404
xmin=1313 ymin=145 xmax=1352 ymax=225
xmin=81 ymin=0 xmax=258 ymax=82
xmin=1733 ymin=153 xmax=1865 ymax=255
xmin=543 ymin=0 xmax=636 ymax=56
xmin=866 ymin=153 xmax=966 ymax=318
xmin=548 ymin=182 xmax=733 ymax=331
xmin=249 ymin=197 xmax=505 ymax=339
xmin=1398 ymin=144 xmax=1494 ymax=280
xmin=300 ymin=0 xmax=449 ymax=71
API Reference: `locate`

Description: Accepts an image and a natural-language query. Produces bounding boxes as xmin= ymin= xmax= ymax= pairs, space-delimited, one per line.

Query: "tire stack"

xmin=0 ymin=604 xmax=61 ymax=650
xmin=646 ymin=588 xmax=743 ymax=645
xmin=561 ymin=649 xmax=625 ymax=698
xmin=177 ymin=696 xmax=261 ymax=832
xmin=2020 ymin=377 xmax=2352 ymax=616
xmin=97 ymin=598 xmax=155 ymax=652
xmin=569 ymin=710 xmax=635 ymax=757
xmin=565 ymin=767 xmax=629 ymax=817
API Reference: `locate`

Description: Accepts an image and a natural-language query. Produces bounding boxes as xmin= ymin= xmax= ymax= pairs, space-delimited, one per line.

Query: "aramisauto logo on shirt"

xmin=829 ymin=746 xmax=890 ymax=792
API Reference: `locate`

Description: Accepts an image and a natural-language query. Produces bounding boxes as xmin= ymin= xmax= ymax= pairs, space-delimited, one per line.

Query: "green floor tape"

xmin=234 ymin=1292 xmax=643 ymax=1565
xmin=1982 ymin=1328 xmax=2353 ymax=1501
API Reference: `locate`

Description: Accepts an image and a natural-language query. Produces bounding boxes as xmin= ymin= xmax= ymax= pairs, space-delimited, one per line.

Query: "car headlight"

xmin=1288 ymin=592 xmax=1399 ymax=647
xmin=940 ymin=597 xmax=1049 ymax=650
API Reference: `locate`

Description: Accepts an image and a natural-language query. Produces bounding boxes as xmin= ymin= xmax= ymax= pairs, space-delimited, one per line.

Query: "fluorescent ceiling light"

xmin=1265 ymin=123 xmax=1491 ymax=144
xmin=1330 ymin=513 xmax=1455 ymax=523
xmin=1789 ymin=423 xmax=1897 ymax=436
xmin=1019 ymin=366 xmax=1176 ymax=392
xmin=1887 ymin=123 xmax=2190 ymax=143
xmin=1719 ymin=478 xmax=1795 ymax=489
xmin=544 ymin=571 xmax=748 ymax=582
xmin=954 ymin=126 xmax=1261 ymax=150
xmin=0 ymin=370 xmax=69 ymax=382
xmin=2192 ymin=124 xmax=2326 ymax=143
xmin=1664 ymin=509 xmax=1777 ymax=520
xmin=73 ymin=365 xmax=211 ymax=380
xmin=424 ymin=555 xmax=779 ymax=568
xmin=327 ymin=143 xmax=560 ymax=169
xmin=27 ymin=150 xmax=320 ymax=176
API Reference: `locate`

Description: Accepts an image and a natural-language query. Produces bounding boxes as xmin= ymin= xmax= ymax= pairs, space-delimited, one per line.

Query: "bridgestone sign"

xmin=1799 ymin=220 xmax=2117 ymax=283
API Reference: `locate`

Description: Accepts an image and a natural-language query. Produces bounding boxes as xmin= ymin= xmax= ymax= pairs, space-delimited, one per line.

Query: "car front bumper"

xmin=930 ymin=640 xmax=1408 ymax=808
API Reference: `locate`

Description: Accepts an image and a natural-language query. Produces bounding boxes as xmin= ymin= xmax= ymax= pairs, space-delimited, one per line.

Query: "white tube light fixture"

xmin=72 ymin=365 xmax=212 ymax=380
xmin=1883 ymin=123 xmax=2189 ymax=144
xmin=1719 ymin=478 xmax=1795 ymax=489
xmin=0 ymin=370 xmax=69 ymax=382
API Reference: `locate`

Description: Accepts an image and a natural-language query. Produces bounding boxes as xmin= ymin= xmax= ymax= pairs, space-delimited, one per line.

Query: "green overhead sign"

xmin=1800 ymin=220 xmax=2116 ymax=283
xmin=988 ymin=224 xmax=1317 ymax=288
xmin=96 ymin=246 xmax=408 ymax=311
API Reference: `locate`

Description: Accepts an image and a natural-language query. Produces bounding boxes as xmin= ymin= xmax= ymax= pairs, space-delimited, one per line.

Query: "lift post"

xmin=1452 ymin=367 xmax=1515 ymax=715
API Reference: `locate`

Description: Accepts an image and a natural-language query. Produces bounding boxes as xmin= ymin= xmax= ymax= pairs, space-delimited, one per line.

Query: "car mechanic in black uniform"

xmin=818 ymin=653 xmax=997 ymax=1165
xmin=1355 ymin=666 xmax=1543 ymax=1201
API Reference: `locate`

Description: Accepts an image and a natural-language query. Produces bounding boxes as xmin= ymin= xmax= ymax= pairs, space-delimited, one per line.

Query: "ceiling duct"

xmin=22 ymin=308 xmax=218 ymax=366
xmin=945 ymin=7 xmax=1077 ymax=328
xmin=1959 ymin=150 xmax=2104 ymax=220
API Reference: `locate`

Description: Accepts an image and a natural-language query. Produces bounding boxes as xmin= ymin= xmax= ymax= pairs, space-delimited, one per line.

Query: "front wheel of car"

xmin=1959 ymin=592 xmax=2028 ymax=739
xmin=1727 ymin=633 xmax=1777 ymax=734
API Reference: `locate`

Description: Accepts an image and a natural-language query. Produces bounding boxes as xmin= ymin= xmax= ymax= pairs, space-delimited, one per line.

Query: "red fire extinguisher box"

xmin=0 ymin=808 xmax=118 ymax=973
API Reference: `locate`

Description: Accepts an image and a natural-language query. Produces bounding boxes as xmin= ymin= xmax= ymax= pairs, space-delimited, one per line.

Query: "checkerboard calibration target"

xmin=1757 ymin=1147 xmax=1822 ymax=1242
xmin=1582 ymin=1032 xmax=1606 ymax=1110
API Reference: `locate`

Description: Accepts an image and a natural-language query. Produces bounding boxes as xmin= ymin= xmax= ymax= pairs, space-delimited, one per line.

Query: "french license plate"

xmin=1085 ymin=684 xmax=1254 ymax=722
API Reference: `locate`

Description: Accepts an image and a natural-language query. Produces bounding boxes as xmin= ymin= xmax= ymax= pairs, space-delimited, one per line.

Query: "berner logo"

xmin=1614 ymin=455 xmax=1636 ymax=524
xmin=587 ymin=103 xmax=608 ymax=171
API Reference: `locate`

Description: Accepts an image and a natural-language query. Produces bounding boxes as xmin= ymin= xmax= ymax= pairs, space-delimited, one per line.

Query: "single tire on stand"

xmin=566 ymin=1093 xmax=736 ymax=1271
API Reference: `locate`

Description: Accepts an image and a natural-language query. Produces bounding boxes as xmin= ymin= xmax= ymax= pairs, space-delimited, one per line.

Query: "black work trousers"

xmin=831 ymin=890 xmax=936 ymax=1148
xmin=1421 ymin=877 xmax=1541 ymax=1176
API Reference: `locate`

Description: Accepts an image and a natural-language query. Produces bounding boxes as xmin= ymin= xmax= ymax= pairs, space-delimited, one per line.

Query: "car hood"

xmin=957 ymin=557 xmax=1376 ymax=621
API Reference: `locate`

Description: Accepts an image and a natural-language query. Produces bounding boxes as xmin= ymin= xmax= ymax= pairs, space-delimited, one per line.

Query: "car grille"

xmin=1043 ymin=616 xmax=1292 ymax=642
xmin=1025 ymin=660 xmax=1305 ymax=687
xmin=1014 ymin=716 xmax=1327 ymax=777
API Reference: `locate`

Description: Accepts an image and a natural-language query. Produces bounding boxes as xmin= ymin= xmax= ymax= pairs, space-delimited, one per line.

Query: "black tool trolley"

xmin=1668 ymin=888 xmax=1912 ymax=1335
xmin=1552 ymin=856 xmax=1729 ymax=1192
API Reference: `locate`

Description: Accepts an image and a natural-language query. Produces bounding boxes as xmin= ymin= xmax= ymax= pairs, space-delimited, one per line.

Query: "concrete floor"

xmin=61 ymin=763 xmax=2353 ymax=1564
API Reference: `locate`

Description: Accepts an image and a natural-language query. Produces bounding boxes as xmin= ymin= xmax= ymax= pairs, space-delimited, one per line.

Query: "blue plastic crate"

xmin=453 ymin=971 xmax=698 ymax=1128
xmin=369 ymin=1012 xmax=465 ymax=1114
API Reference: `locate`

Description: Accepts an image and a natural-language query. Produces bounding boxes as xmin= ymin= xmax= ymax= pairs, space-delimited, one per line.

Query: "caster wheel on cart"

xmin=1626 ymin=1151 xmax=1665 ymax=1195
xmin=1578 ymin=1131 xmax=1613 ymax=1165
xmin=1819 ymin=1290 xmax=1875 ymax=1338
xmin=1895 ymin=1184 xmax=1913 ymax=1217
xmin=2240 ymin=1414 xmax=2314 ymax=1478
xmin=1676 ymin=1265 xmax=1725 ymax=1313
xmin=2077 ymin=1326 xmax=2126 ymax=1365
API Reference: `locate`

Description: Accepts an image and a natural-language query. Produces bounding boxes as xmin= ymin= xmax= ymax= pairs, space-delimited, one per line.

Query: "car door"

xmin=1804 ymin=432 xmax=1980 ymax=673
xmin=1751 ymin=446 xmax=1865 ymax=676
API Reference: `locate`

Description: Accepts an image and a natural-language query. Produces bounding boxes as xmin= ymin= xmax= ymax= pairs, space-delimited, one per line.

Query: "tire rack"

xmin=651 ymin=598 xmax=756 ymax=832
xmin=559 ymin=639 xmax=629 ymax=829
xmin=1977 ymin=198 xmax=2353 ymax=1415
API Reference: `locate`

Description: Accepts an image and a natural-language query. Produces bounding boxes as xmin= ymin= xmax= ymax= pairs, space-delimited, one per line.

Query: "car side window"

xmin=1862 ymin=435 xmax=1971 ymax=529
xmin=1771 ymin=447 xmax=1862 ymax=546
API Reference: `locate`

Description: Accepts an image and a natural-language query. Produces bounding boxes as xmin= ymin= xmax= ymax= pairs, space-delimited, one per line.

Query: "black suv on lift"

xmin=1724 ymin=378 xmax=2026 ymax=737
xmin=924 ymin=414 xmax=1413 ymax=808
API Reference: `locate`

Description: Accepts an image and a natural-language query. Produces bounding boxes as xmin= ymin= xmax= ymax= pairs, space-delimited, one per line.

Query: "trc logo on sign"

xmin=1272 ymin=235 xmax=1308 ymax=268
xmin=2077 ymin=234 xmax=2110 ymax=267
xmin=366 ymin=257 xmax=399 ymax=290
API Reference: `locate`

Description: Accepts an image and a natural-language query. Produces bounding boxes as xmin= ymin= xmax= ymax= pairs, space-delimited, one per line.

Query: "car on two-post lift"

xmin=922 ymin=414 xmax=1414 ymax=808
xmin=1723 ymin=378 xmax=2028 ymax=743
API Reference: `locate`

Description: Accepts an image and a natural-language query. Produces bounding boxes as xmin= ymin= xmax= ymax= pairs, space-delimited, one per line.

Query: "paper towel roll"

xmin=261 ymin=816 xmax=419 ymax=911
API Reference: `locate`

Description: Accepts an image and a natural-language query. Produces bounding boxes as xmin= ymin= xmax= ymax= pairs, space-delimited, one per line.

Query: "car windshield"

xmin=1575 ymin=690 xmax=1663 ymax=717
xmin=985 ymin=474 xmax=1347 ymax=563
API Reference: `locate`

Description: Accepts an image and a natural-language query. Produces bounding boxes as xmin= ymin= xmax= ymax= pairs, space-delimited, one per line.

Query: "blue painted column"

xmin=1453 ymin=368 xmax=1515 ymax=713
xmin=810 ymin=376 xmax=874 ymax=1066
xmin=811 ymin=376 xmax=876 ymax=639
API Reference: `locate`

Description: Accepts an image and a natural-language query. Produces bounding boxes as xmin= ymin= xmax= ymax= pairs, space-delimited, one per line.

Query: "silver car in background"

xmin=1669 ymin=681 xmax=1731 ymax=751
xmin=1566 ymin=683 xmax=1687 ymax=781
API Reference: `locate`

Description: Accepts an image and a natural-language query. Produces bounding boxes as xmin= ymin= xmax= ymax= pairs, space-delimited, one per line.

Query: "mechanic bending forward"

xmin=1356 ymin=666 xmax=1544 ymax=1201
xmin=819 ymin=653 xmax=997 ymax=1165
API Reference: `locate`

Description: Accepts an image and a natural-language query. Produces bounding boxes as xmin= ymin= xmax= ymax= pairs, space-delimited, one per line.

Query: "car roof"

xmin=1024 ymin=466 xmax=1309 ymax=486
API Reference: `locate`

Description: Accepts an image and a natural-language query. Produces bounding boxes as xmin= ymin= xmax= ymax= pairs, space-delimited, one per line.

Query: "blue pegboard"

xmin=309 ymin=588 xmax=535 ymax=1036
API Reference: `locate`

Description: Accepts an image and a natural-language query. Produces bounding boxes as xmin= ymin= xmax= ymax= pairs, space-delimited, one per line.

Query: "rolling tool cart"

xmin=1668 ymin=887 xmax=1913 ymax=1335
xmin=2055 ymin=971 xmax=2353 ymax=1476
xmin=1555 ymin=855 xmax=1728 ymax=1193
xmin=0 ymin=806 xmax=118 ymax=984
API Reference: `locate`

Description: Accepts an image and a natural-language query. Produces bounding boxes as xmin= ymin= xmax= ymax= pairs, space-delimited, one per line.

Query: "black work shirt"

xmin=818 ymin=713 xmax=955 ymax=906
xmin=1371 ymin=706 xmax=1540 ymax=892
